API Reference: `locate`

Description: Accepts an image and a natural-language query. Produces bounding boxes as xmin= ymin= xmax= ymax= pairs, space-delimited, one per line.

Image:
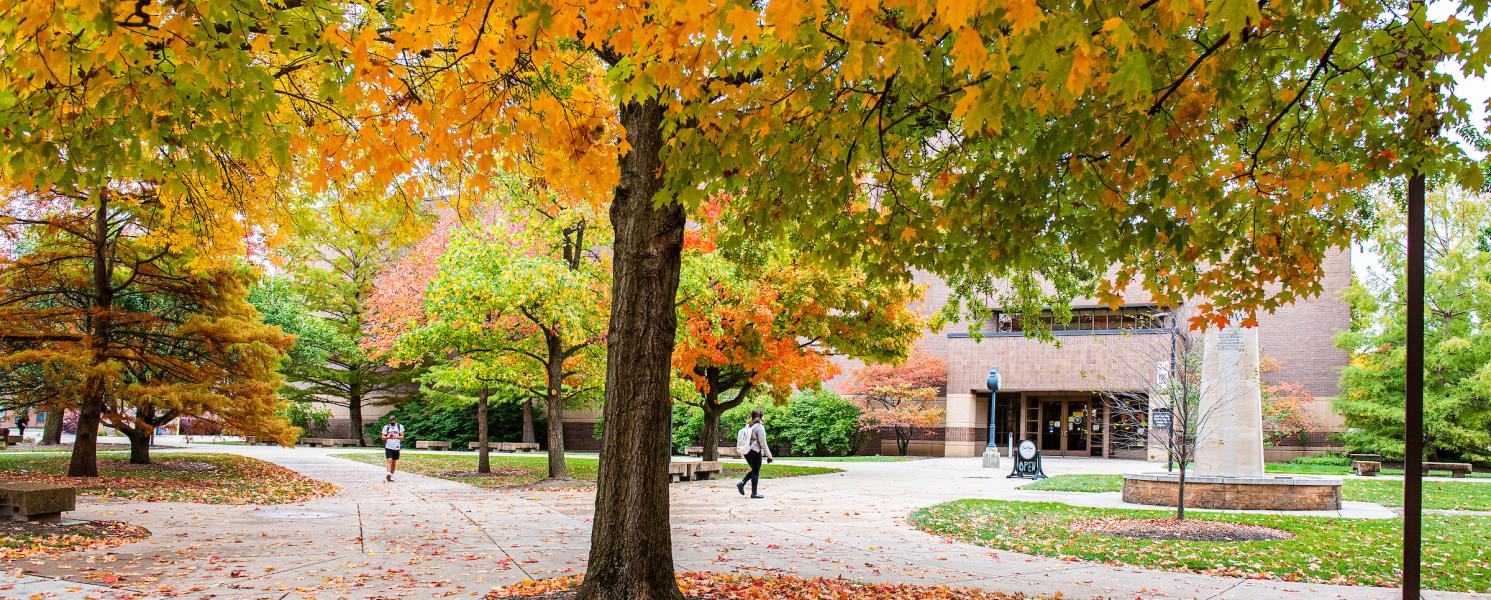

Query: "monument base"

xmin=1122 ymin=473 xmax=1342 ymax=511
xmin=981 ymin=446 xmax=1000 ymax=468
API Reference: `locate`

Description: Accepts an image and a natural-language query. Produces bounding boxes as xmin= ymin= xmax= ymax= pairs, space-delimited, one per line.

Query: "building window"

xmin=988 ymin=306 xmax=1168 ymax=334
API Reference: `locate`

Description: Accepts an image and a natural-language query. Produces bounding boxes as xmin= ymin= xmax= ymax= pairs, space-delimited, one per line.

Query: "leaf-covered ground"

xmin=333 ymin=452 xmax=841 ymax=489
xmin=1019 ymin=473 xmax=1491 ymax=511
xmin=489 ymin=572 xmax=1035 ymax=599
xmin=0 ymin=452 xmax=338 ymax=504
xmin=0 ymin=520 xmax=150 ymax=561
xmin=910 ymin=499 xmax=1491 ymax=592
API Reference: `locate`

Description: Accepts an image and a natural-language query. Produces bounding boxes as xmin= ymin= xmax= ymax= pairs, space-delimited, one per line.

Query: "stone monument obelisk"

xmin=1193 ymin=319 xmax=1265 ymax=477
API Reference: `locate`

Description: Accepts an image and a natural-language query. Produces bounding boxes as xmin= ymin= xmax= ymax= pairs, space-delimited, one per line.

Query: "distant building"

xmin=862 ymin=247 xmax=1351 ymax=460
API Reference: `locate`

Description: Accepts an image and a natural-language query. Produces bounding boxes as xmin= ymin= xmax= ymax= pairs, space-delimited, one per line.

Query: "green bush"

xmin=669 ymin=388 xmax=862 ymax=457
xmin=1289 ymin=453 xmax=1353 ymax=466
xmin=365 ymin=392 xmax=547 ymax=447
xmin=774 ymin=388 xmax=862 ymax=456
xmin=278 ymin=401 xmax=331 ymax=441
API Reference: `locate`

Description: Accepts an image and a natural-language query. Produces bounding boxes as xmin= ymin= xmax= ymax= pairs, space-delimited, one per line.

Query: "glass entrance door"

xmin=1065 ymin=400 xmax=1089 ymax=456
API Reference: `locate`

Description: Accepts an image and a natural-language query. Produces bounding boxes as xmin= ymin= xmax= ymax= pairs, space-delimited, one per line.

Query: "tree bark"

xmin=699 ymin=400 xmax=720 ymax=462
xmin=40 ymin=409 xmax=62 ymax=445
xmin=69 ymin=195 xmax=112 ymax=478
xmin=477 ymin=387 xmax=491 ymax=474
xmin=521 ymin=399 xmax=536 ymax=444
xmin=545 ymin=333 xmax=569 ymax=479
xmin=349 ymin=387 xmax=364 ymax=446
xmin=576 ymin=99 xmax=686 ymax=600
xmin=123 ymin=426 xmax=152 ymax=465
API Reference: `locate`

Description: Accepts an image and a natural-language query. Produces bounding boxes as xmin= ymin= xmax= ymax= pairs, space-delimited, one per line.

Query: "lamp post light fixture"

xmin=983 ymin=366 xmax=1002 ymax=468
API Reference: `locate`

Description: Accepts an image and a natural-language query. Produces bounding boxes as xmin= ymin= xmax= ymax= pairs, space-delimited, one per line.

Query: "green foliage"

xmin=670 ymin=389 xmax=862 ymax=457
xmin=277 ymin=402 xmax=331 ymax=440
xmin=363 ymin=392 xmax=545 ymax=447
xmin=770 ymin=389 xmax=863 ymax=457
xmin=1336 ymin=187 xmax=1491 ymax=464
xmin=1287 ymin=454 xmax=1352 ymax=466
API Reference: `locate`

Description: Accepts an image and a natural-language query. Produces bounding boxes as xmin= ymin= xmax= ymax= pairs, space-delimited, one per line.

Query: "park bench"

xmin=319 ymin=438 xmax=361 ymax=447
xmin=1348 ymin=453 xmax=1384 ymax=463
xmin=667 ymin=462 xmax=698 ymax=483
xmin=415 ymin=440 xmax=452 ymax=451
xmin=1353 ymin=460 xmax=1382 ymax=477
xmin=299 ymin=438 xmax=326 ymax=447
xmin=501 ymin=443 xmax=540 ymax=453
xmin=0 ymin=483 xmax=75 ymax=523
xmin=716 ymin=446 xmax=742 ymax=458
xmin=1423 ymin=462 xmax=1474 ymax=478
xmin=683 ymin=446 xmax=704 ymax=457
xmin=692 ymin=461 xmax=723 ymax=481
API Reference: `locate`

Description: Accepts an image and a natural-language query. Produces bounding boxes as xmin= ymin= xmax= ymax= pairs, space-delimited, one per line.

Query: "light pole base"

xmin=981 ymin=446 xmax=1001 ymax=468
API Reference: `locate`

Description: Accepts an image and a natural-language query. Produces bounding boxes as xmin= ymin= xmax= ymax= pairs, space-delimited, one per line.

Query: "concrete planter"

xmin=1122 ymin=472 xmax=1342 ymax=511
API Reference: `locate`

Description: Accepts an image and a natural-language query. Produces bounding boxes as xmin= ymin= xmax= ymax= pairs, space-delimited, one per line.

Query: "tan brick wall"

xmin=832 ymin=247 xmax=1353 ymax=436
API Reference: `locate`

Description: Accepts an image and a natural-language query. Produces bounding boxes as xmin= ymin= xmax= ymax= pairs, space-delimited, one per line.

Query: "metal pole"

xmin=1404 ymin=4 xmax=1428 ymax=593
xmin=1404 ymin=171 xmax=1425 ymax=600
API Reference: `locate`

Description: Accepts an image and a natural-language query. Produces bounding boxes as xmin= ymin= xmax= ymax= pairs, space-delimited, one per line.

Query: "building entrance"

xmin=1026 ymin=395 xmax=1107 ymax=457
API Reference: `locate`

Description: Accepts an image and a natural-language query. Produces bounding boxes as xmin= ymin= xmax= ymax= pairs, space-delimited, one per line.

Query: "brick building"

xmin=873 ymin=247 xmax=1352 ymax=459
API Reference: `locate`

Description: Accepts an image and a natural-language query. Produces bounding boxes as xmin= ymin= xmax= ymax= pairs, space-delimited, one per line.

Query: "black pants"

xmin=741 ymin=450 xmax=762 ymax=495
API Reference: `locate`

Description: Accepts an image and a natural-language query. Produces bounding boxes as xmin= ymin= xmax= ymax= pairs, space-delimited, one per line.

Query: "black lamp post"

xmin=983 ymin=366 xmax=1001 ymax=468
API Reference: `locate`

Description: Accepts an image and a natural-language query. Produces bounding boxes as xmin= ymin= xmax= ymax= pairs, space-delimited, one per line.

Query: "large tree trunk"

xmin=699 ymin=401 xmax=720 ymax=462
xmin=477 ymin=388 xmax=490 ymax=474
xmin=69 ymin=195 xmax=112 ymax=478
xmin=349 ymin=387 xmax=364 ymax=446
xmin=40 ymin=409 xmax=62 ymax=445
xmin=545 ymin=334 xmax=569 ymax=479
xmin=521 ymin=399 xmax=536 ymax=444
xmin=122 ymin=425 xmax=151 ymax=465
xmin=576 ymin=99 xmax=686 ymax=600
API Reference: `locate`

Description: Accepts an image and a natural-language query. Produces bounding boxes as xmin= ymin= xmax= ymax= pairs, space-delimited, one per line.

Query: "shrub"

xmin=277 ymin=401 xmax=331 ymax=440
xmin=1288 ymin=453 xmax=1352 ymax=466
xmin=365 ymin=393 xmax=546 ymax=447
xmin=669 ymin=389 xmax=862 ymax=457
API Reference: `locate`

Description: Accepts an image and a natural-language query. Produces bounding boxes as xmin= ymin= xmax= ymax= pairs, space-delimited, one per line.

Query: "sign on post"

xmin=1151 ymin=407 xmax=1173 ymax=430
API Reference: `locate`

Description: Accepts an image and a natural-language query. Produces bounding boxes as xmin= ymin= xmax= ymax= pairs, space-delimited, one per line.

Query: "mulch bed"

xmin=0 ymin=520 xmax=150 ymax=560
xmin=437 ymin=468 xmax=533 ymax=479
xmin=101 ymin=460 xmax=219 ymax=473
xmin=1073 ymin=517 xmax=1295 ymax=542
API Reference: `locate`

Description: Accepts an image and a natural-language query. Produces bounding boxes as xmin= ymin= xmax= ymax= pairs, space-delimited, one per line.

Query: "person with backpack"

xmin=380 ymin=415 xmax=405 ymax=482
xmin=735 ymin=408 xmax=773 ymax=499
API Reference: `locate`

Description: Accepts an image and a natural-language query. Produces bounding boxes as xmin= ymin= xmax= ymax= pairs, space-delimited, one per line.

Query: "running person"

xmin=381 ymin=416 xmax=405 ymax=482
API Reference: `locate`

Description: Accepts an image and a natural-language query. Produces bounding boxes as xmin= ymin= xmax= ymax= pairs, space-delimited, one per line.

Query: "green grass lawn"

xmin=911 ymin=500 xmax=1491 ymax=592
xmin=1265 ymin=463 xmax=1491 ymax=479
xmin=1018 ymin=473 xmax=1491 ymax=511
xmin=333 ymin=452 xmax=841 ymax=488
xmin=777 ymin=455 xmax=919 ymax=462
xmin=0 ymin=452 xmax=338 ymax=504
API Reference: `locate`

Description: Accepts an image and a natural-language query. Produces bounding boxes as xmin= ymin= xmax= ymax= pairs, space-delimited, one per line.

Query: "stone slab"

xmin=1123 ymin=473 xmax=1342 ymax=510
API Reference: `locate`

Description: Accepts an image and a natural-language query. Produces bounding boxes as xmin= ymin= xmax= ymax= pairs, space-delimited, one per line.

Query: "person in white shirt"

xmin=380 ymin=416 xmax=405 ymax=482
xmin=735 ymin=409 xmax=773 ymax=499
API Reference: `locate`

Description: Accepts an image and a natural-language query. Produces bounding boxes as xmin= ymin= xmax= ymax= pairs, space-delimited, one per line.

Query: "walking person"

xmin=735 ymin=409 xmax=773 ymax=499
xmin=381 ymin=416 xmax=405 ymax=482
xmin=13 ymin=413 xmax=26 ymax=441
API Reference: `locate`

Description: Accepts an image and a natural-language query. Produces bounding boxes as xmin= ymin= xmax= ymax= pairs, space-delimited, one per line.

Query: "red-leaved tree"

xmin=844 ymin=353 xmax=948 ymax=456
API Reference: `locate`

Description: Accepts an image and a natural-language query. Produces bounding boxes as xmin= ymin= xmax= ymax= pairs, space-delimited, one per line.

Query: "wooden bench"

xmin=0 ymin=483 xmax=75 ymax=523
xmin=1423 ymin=462 xmax=1474 ymax=478
xmin=415 ymin=440 xmax=452 ymax=451
xmin=1353 ymin=460 xmax=1382 ymax=477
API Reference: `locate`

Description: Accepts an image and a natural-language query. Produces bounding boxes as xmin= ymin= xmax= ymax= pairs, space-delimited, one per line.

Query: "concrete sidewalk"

xmin=1 ymin=446 xmax=1482 ymax=599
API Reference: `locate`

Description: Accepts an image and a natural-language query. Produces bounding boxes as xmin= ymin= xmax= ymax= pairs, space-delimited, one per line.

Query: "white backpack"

xmin=735 ymin=425 xmax=754 ymax=455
